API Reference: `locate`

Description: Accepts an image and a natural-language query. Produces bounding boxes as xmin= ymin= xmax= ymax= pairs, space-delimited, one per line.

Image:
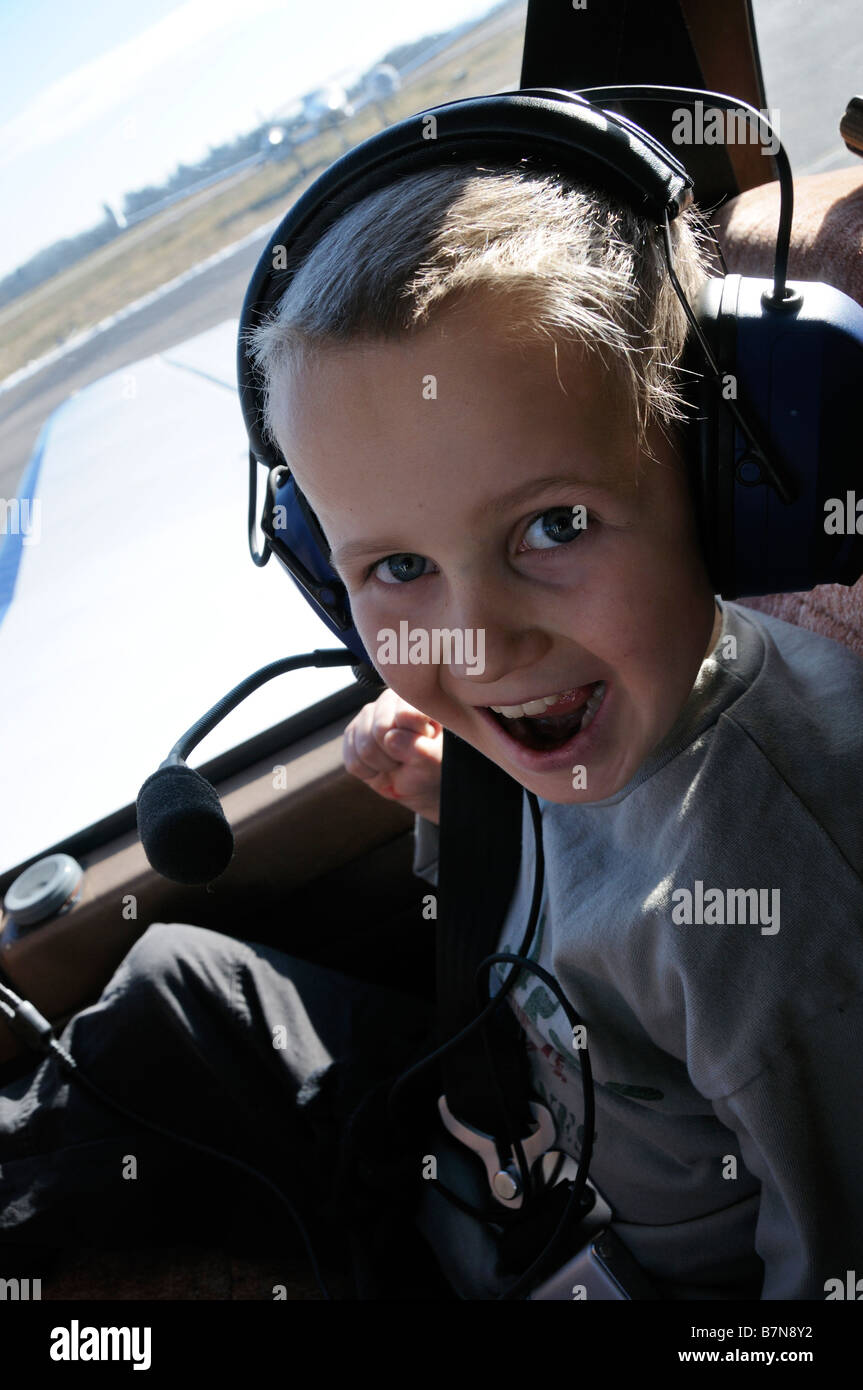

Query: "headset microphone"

xmin=136 ymin=648 xmax=368 ymax=884
xmin=137 ymin=762 xmax=234 ymax=886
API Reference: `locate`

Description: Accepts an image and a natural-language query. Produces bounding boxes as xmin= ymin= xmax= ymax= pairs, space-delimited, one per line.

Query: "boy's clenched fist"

xmin=342 ymin=689 xmax=443 ymax=825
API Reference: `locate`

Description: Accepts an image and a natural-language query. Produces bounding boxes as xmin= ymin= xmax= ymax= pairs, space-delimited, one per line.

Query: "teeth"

xmin=490 ymin=682 xmax=606 ymax=721
xmin=579 ymin=680 xmax=606 ymax=732
xmin=490 ymin=692 xmax=569 ymax=719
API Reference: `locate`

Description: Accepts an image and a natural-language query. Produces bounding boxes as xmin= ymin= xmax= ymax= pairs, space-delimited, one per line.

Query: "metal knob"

xmin=492 ymin=1166 xmax=521 ymax=1201
xmin=3 ymin=853 xmax=84 ymax=926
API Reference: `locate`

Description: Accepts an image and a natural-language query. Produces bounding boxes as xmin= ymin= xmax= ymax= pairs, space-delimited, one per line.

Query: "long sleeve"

xmin=711 ymin=985 xmax=863 ymax=1299
xmin=411 ymin=814 xmax=440 ymax=887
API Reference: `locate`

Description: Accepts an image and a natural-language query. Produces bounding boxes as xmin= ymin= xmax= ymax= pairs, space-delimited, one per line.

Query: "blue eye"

xmin=523 ymin=505 xmax=588 ymax=551
xmin=373 ymin=553 xmax=434 ymax=584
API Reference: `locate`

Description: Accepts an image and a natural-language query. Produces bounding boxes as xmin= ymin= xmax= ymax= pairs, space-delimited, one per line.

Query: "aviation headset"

xmin=237 ymin=83 xmax=863 ymax=660
xmin=20 ymin=84 xmax=852 ymax=1302
xmin=229 ymin=87 xmax=863 ymax=1295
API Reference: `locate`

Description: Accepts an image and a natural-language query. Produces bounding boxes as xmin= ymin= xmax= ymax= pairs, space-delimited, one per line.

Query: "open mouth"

xmin=486 ymin=681 xmax=606 ymax=751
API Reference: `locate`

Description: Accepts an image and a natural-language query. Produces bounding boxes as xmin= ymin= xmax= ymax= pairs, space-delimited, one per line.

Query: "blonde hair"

xmin=246 ymin=161 xmax=714 ymax=455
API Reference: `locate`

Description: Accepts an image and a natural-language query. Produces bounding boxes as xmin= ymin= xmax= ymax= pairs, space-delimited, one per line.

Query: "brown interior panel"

xmin=0 ymin=716 xmax=424 ymax=1067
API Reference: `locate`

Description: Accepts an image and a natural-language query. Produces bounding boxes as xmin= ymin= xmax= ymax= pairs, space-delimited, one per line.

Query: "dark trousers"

xmin=0 ymin=922 xmax=451 ymax=1298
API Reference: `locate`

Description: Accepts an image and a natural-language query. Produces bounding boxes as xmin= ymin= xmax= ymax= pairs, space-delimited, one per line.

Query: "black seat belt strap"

xmin=435 ymin=729 xmax=536 ymax=1138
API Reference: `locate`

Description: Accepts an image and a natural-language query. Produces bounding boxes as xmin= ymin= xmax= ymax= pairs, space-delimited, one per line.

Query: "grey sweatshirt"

xmin=411 ymin=598 xmax=863 ymax=1300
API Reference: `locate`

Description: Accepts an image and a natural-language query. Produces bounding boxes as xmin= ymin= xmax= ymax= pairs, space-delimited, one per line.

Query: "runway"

xmin=2 ymin=0 xmax=860 ymax=500
xmin=0 ymin=228 xmax=270 ymax=500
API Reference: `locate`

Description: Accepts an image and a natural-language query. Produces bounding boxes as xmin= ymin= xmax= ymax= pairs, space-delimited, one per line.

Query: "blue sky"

xmin=0 ymin=0 xmax=499 ymax=280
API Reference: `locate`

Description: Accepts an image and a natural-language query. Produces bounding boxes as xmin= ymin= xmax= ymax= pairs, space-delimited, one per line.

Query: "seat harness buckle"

xmin=437 ymin=1094 xmax=556 ymax=1211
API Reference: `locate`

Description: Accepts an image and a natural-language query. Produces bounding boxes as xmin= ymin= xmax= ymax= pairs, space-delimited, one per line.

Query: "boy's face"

xmin=271 ymin=293 xmax=719 ymax=804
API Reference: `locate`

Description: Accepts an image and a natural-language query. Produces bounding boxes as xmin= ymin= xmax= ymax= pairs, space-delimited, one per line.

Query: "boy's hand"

xmin=342 ymin=689 xmax=443 ymax=825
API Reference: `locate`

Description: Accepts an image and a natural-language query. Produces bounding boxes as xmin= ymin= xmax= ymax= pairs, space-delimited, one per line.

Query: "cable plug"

xmin=0 ymin=980 xmax=57 ymax=1055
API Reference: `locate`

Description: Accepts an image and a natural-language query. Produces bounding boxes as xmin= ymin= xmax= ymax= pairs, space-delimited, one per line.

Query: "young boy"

xmin=249 ymin=160 xmax=863 ymax=1300
xmin=2 ymin=160 xmax=861 ymax=1305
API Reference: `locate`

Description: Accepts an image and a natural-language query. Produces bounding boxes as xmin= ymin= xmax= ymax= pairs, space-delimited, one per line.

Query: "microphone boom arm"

xmin=163 ymin=648 xmax=359 ymax=767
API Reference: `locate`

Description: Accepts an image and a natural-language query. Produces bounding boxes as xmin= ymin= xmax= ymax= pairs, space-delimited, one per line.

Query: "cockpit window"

xmin=750 ymin=0 xmax=862 ymax=173
xmin=0 ymin=1 xmax=528 ymax=879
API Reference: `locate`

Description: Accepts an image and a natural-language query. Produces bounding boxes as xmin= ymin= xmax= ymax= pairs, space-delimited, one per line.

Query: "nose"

xmin=441 ymin=574 xmax=551 ymax=689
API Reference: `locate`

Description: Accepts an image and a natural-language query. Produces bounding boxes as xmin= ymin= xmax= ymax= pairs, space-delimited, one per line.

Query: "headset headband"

xmin=237 ymin=84 xmax=863 ymax=641
xmin=238 ymin=89 xmax=694 ymax=466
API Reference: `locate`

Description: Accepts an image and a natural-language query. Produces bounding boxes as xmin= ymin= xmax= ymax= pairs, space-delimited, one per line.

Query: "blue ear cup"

xmin=263 ymin=469 xmax=371 ymax=665
xmin=691 ymin=275 xmax=863 ymax=598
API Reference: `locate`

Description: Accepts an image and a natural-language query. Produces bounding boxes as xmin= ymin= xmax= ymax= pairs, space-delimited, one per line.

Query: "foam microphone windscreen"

xmin=136 ymin=763 xmax=235 ymax=885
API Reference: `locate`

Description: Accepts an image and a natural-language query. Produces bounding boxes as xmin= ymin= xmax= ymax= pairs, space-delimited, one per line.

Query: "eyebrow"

xmin=330 ymin=473 xmax=611 ymax=568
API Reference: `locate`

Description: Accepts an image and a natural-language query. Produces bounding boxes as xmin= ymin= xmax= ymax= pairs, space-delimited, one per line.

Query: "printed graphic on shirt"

xmin=493 ymin=874 xmax=664 ymax=1160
